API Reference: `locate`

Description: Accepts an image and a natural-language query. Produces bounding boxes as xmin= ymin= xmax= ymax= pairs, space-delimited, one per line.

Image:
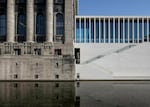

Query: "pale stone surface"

xmin=27 ymin=0 xmax=34 ymax=42
xmin=46 ymin=0 xmax=53 ymax=43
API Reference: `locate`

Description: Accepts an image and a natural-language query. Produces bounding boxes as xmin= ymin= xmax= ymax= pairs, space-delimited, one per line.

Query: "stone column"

xmin=27 ymin=0 xmax=34 ymax=42
xmin=46 ymin=0 xmax=53 ymax=43
xmin=7 ymin=0 xmax=15 ymax=42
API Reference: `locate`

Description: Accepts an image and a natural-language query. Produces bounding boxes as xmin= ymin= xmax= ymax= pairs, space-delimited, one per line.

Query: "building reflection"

xmin=0 ymin=82 xmax=78 ymax=107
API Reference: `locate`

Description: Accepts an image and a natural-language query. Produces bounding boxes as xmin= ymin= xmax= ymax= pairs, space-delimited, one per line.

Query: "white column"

xmin=132 ymin=18 xmax=134 ymax=43
xmin=128 ymin=18 xmax=130 ymax=43
xmin=103 ymin=18 xmax=105 ymax=43
xmin=7 ymin=0 xmax=15 ymax=42
xmin=27 ymin=0 xmax=34 ymax=42
xmin=46 ymin=0 xmax=53 ymax=43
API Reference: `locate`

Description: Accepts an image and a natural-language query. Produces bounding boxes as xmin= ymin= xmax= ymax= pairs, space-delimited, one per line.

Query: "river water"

xmin=0 ymin=81 xmax=150 ymax=107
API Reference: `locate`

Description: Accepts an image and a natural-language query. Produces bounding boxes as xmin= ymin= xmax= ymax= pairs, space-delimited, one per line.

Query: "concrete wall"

xmin=75 ymin=43 xmax=150 ymax=80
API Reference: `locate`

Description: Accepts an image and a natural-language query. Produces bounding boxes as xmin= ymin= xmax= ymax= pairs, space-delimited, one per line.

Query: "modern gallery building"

xmin=75 ymin=16 xmax=150 ymax=80
xmin=0 ymin=0 xmax=78 ymax=80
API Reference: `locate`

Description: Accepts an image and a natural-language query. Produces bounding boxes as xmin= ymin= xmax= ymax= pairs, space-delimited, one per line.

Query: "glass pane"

xmin=134 ymin=19 xmax=138 ymax=43
xmin=96 ymin=19 xmax=99 ymax=43
xmin=115 ymin=19 xmax=118 ymax=43
xmin=86 ymin=19 xmax=89 ymax=43
xmin=36 ymin=14 xmax=45 ymax=34
xmin=76 ymin=19 xmax=80 ymax=43
xmin=144 ymin=19 xmax=147 ymax=42
xmin=56 ymin=14 xmax=64 ymax=35
xmin=120 ymin=19 xmax=123 ymax=43
xmin=100 ymin=19 xmax=104 ymax=43
xmin=125 ymin=19 xmax=128 ymax=43
xmin=139 ymin=19 xmax=142 ymax=43
xmin=81 ymin=19 xmax=84 ymax=43
xmin=0 ymin=15 xmax=6 ymax=36
xmin=129 ymin=19 xmax=133 ymax=43
xmin=105 ymin=19 xmax=108 ymax=43
xmin=91 ymin=19 xmax=94 ymax=43
xmin=110 ymin=19 xmax=113 ymax=43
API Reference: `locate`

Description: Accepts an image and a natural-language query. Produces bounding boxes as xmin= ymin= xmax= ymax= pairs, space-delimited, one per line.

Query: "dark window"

xmin=0 ymin=14 xmax=6 ymax=36
xmin=14 ymin=74 xmax=18 ymax=79
xmin=75 ymin=48 xmax=80 ymax=64
xmin=56 ymin=13 xmax=64 ymax=35
xmin=14 ymin=49 xmax=21 ymax=55
xmin=55 ymin=49 xmax=62 ymax=55
xmin=34 ymin=48 xmax=41 ymax=55
xmin=35 ymin=75 xmax=39 ymax=79
xmin=55 ymin=75 xmax=59 ymax=79
xmin=36 ymin=14 xmax=45 ymax=34
xmin=17 ymin=14 xmax=26 ymax=35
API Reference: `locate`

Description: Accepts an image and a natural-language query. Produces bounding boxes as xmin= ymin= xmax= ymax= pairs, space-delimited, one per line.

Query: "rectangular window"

xmin=134 ymin=19 xmax=138 ymax=43
xmin=81 ymin=19 xmax=84 ymax=43
xmin=110 ymin=19 xmax=113 ymax=43
xmin=129 ymin=19 xmax=133 ymax=43
xmin=105 ymin=19 xmax=109 ymax=43
xmin=75 ymin=48 xmax=80 ymax=64
xmin=120 ymin=19 xmax=123 ymax=43
xmin=91 ymin=19 xmax=94 ymax=43
xmin=55 ymin=49 xmax=62 ymax=55
xmin=76 ymin=19 xmax=80 ymax=43
xmin=96 ymin=19 xmax=99 ymax=43
xmin=100 ymin=19 xmax=104 ymax=43
xmin=55 ymin=75 xmax=59 ymax=79
xmin=35 ymin=75 xmax=39 ymax=79
xmin=86 ymin=19 xmax=89 ymax=43
xmin=125 ymin=19 xmax=128 ymax=43
xmin=14 ymin=74 xmax=18 ymax=79
xmin=115 ymin=19 xmax=118 ymax=43
xmin=139 ymin=19 xmax=142 ymax=43
xmin=144 ymin=19 xmax=147 ymax=42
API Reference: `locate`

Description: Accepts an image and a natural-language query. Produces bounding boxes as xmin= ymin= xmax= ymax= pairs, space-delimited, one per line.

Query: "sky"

xmin=79 ymin=0 xmax=150 ymax=16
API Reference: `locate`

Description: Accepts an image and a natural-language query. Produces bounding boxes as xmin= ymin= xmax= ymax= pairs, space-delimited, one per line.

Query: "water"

xmin=0 ymin=81 xmax=150 ymax=107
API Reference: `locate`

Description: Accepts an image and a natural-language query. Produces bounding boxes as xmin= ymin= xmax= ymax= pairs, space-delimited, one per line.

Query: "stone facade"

xmin=0 ymin=0 xmax=78 ymax=80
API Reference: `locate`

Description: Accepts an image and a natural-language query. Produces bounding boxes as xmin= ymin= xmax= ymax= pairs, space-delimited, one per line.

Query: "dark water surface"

xmin=0 ymin=81 xmax=150 ymax=107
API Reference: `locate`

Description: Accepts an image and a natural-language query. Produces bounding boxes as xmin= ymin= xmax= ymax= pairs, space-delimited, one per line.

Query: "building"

xmin=75 ymin=16 xmax=150 ymax=80
xmin=0 ymin=0 xmax=78 ymax=80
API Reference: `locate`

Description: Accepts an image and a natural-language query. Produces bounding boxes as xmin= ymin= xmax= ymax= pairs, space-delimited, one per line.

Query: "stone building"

xmin=0 ymin=0 xmax=78 ymax=80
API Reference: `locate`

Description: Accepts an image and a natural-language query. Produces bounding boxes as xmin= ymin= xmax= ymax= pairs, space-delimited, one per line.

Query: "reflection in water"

xmin=0 ymin=82 xmax=76 ymax=107
xmin=76 ymin=81 xmax=150 ymax=107
xmin=0 ymin=81 xmax=150 ymax=107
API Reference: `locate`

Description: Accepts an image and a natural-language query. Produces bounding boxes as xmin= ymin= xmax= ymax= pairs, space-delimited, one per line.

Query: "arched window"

xmin=36 ymin=14 xmax=45 ymax=34
xmin=0 ymin=14 xmax=6 ymax=36
xmin=56 ymin=13 xmax=64 ymax=35
xmin=17 ymin=14 xmax=26 ymax=35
